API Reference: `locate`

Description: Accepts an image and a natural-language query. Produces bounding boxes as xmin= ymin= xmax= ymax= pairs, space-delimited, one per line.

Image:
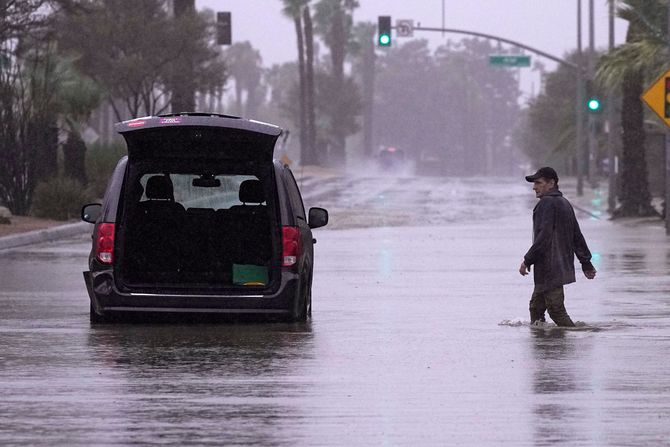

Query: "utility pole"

xmin=442 ymin=0 xmax=445 ymax=37
xmin=587 ymin=0 xmax=597 ymax=185
xmin=607 ymin=0 xmax=617 ymax=212
xmin=576 ymin=0 xmax=584 ymax=196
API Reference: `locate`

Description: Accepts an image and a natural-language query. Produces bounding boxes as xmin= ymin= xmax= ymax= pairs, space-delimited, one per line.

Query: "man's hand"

xmin=519 ymin=261 xmax=530 ymax=276
xmin=584 ymin=269 xmax=596 ymax=279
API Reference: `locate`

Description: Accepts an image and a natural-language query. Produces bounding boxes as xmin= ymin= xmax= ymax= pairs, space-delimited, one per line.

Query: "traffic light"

xmin=664 ymin=77 xmax=670 ymax=118
xmin=217 ymin=12 xmax=232 ymax=45
xmin=585 ymin=80 xmax=602 ymax=113
xmin=587 ymin=96 xmax=602 ymax=113
xmin=378 ymin=16 xmax=391 ymax=47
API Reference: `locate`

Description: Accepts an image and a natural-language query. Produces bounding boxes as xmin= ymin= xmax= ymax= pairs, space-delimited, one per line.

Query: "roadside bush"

xmin=32 ymin=177 xmax=95 ymax=221
xmin=85 ymin=141 xmax=127 ymax=198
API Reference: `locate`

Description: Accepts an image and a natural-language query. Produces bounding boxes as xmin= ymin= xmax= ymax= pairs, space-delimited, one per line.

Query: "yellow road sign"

xmin=641 ymin=68 xmax=670 ymax=127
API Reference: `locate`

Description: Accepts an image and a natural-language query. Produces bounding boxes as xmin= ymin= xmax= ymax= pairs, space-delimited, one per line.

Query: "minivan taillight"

xmin=96 ymin=223 xmax=115 ymax=264
xmin=282 ymin=226 xmax=300 ymax=267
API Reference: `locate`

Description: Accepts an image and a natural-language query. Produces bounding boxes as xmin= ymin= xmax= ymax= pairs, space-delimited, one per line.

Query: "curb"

xmin=0 ymin=221 xmax=91 ymax=251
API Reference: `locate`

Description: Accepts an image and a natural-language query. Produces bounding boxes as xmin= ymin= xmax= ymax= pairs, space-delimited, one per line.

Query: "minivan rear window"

xmin=137 ymin=173 xmax=260 ymax=210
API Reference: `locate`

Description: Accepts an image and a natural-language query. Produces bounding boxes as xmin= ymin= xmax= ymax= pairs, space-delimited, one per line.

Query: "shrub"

xmin=32 ymin=177 xmax=95 ymax=221
xmin=85 ymin=141 xmax=127 ymax=198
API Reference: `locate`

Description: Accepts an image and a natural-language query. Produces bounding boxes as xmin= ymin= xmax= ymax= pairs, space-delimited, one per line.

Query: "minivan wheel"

xmin=89 ymin=302 xmax=109 ymax=324
xmin=291 ymin=282 xmax=310 ymax=323
xmin=306 ymin=287 xmax=312 ymax=318
xmin=306 ymin=274 xmax=313 ymax=318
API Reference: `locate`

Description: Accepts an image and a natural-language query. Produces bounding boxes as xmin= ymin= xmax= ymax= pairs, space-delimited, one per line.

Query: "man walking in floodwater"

xmin=519 ymin=167 xmax=597 ymax=327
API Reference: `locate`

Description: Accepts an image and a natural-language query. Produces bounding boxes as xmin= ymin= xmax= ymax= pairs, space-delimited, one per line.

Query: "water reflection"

xmin=529 ymin=329 xmax=592 ymax=446
xmin=86 ymin=323 xmax=314 ymax=445
xmin=620 ymin=252 xmax=647 ymax=271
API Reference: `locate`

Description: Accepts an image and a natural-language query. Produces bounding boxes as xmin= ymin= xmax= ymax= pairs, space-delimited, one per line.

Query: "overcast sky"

xmin=196 ymin=1 xmax=628 ymax=99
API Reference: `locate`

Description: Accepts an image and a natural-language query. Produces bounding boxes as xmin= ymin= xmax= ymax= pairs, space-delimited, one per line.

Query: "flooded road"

xmin=1 ymin=176 xmax=669 ymax=445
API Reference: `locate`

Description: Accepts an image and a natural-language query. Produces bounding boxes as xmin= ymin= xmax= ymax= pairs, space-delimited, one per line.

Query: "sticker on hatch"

xmin=159 ymin=117 xmax=182 ymax=124
xmin=127 ymin=120 xmax=146 ymax=128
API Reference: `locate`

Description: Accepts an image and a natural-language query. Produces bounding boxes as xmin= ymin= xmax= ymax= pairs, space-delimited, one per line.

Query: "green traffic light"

xmin=378 ymin=16 xmax=391 ymax=47
xmin=587 ymin=97 xmax=601 ymax=112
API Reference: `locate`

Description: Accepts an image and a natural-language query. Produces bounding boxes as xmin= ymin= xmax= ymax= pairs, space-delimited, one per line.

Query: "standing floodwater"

xmin=0 ymin=176 xmax=669 ymax=445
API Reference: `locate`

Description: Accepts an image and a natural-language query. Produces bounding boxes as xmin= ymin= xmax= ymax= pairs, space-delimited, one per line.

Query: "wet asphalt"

xmin=1 ymin=175 xmax=669 ymax=446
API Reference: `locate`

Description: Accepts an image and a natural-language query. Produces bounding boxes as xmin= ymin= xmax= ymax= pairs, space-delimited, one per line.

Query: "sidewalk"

xmin=0 ymin=220 xmax=90 ymax=251
xmin=560 ymin=177 xmax=665 ymax=228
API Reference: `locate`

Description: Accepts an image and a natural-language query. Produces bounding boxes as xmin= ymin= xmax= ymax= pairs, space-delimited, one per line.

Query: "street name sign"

xmin=489 ymin=55 xmax=531 ymax=67
xmin=641 ymin=68 xmax=670 ymax=128
xmin=396 ymin=19 xmax=414 ymax=37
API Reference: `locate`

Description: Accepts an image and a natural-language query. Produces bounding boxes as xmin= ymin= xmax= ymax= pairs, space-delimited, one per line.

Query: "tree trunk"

xmin=294 ymin=13 xmax=307 ymax=166
xmin=614 ymin=67 xmax=656 ymax=217
xmin=303 ymin=5 xmax=317 ymax=165
xmin=361 ymin=24 xmax=376 ymax=159
xmin=29 ymin=116 xmax=58 ymax=182
xmin=235 ymin=81 xmax=243 ymax=116
xmin=63 ymin=132 xmax=87 ymax=185
xmin=171 ymin=0 xmax=196 ymax=113
xmin=245 ymin=85 xmax=260 ymax=117
xmin=328 ymin=4 xmax=346 ymax=167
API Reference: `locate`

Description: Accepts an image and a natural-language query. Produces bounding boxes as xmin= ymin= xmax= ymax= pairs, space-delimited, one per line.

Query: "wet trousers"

xmin=529 ymin=286 xmax=575 ymax=327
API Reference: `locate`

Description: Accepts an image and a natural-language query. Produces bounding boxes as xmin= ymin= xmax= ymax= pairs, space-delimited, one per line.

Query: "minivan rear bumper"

xmin=83 ymin=270 xmax=298 ymax=317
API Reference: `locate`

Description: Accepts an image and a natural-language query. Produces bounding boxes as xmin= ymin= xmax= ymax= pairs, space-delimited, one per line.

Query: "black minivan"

xmin=81 ymin=113 xmax=328 ymax=322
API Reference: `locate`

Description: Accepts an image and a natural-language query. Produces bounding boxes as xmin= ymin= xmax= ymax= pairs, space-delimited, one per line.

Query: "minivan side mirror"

xmin=308 ymin=207 xmax=328 ymax=229
xmin=81 ymin=203 xmax=102 ymax=224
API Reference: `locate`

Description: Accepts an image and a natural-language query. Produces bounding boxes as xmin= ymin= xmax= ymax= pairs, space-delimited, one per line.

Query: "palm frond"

xmin=596 ymin=40 xmax=669 ymax=89
xmin=281 ymin=0 xmax=309 ymax=18
xmin=549 ymin=107 xmax=580 ymax=156
xmin=617 ymin=0 xmax=667 ymax=41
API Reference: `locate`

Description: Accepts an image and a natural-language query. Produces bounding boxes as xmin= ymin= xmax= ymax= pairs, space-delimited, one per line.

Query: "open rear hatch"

xmin=117 ymin=114 xmax=281 ymax=163
xmin=114 ymin=114 xmax=283 ymax=293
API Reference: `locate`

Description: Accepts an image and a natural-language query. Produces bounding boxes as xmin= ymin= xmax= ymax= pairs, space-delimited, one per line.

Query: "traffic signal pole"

xmin=587 ymin=0 xmax=598 ymax=186
xmin=406 ymin=25 xmax=580 ymax=71
xmin=383 ymin=20 xmax=589 ymax=196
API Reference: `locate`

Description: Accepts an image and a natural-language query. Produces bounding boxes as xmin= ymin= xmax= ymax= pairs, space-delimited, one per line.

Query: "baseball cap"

xmin=525 ymin=167 xmax=558 ymax=183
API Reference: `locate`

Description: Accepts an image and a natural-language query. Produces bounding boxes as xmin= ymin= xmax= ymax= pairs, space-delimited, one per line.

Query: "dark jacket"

xmin=524 ymin=188 xmax=594 ymax=292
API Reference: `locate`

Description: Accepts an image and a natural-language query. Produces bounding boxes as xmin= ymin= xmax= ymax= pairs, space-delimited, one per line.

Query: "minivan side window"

xmin=284 ymin=168 xmax=306 ymax=220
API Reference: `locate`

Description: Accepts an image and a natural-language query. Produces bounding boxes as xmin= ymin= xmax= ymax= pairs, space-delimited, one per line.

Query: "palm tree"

xmin=596 ymin=0 xmax=664 ymax=217
xmin=351 ymin=22 xmax=376 ymax=159
xmin=281 ymin=0 xmax=309 ymax=164
xmin=225 ymin=41 xmax=263 ymax=116
xmin=314 ymin=0 xmax=359 ymax=167
xmin=302 ymin=4 xmax=317 ymax=165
